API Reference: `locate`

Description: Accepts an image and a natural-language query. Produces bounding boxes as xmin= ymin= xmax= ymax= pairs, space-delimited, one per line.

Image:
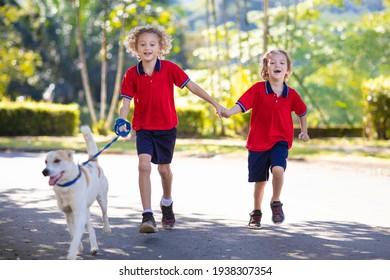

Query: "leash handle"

xmin=114 ymin=118 xmax=131 ymax=137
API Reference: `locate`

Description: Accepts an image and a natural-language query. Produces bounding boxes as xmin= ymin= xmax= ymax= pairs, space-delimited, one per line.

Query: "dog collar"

xmin=57 ymin=165 xmax=82 ymax=187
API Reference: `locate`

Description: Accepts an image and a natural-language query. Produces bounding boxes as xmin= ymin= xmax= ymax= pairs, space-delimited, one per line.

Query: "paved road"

xmin=0 ymin=151 xmax=389 ymax=261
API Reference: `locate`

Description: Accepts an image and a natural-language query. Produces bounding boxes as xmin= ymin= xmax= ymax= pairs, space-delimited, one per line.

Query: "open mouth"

xmin=49 ymin=171 xmax=65 ymax=186
xmin=274 ymin=70 xmax=282 ymax=73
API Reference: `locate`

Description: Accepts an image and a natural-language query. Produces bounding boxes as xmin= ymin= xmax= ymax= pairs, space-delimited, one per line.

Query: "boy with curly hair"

xmin=116 ymin=25 xmax=224 ymax=234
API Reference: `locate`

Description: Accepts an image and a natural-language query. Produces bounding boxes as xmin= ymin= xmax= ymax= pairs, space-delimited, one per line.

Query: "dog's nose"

xmin=42 ymin=169 xmax=49 ymax=176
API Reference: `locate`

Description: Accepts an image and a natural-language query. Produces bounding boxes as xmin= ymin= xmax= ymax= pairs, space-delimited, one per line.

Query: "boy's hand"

xmin=114 ymin=118 xmax=131 ymax=137
xmin=298 ymin=132 xmax=310 ymax=142
xmin=215 ymin=104 xmax=226 ymax=118
xmin=221 ymin=107 xmax=233 ymax=118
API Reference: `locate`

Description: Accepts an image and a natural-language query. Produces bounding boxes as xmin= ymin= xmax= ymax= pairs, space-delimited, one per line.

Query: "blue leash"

xmin=57 ymin=119 xmax=131 ymax=187
xmin=81 ymin=135 xmax=120 ymax=166
xmin=82 ymin=118 xmax=131 ymax=166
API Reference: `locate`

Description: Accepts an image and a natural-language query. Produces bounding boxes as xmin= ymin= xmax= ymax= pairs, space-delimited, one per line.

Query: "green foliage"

xmin=0 ymin=3 xmax=42 ymax=98
xmin=0 ymin=101 xmax=80 ymax=136
xmin=362 ymin=76 xmax=390 ymax=140
xmin=2 ymin=0 xmax=389 ymax=138
xmin=189 ymin=0 xmax=389 ymax=131
xmin=176 ymin=105 xmax=206 ymax=137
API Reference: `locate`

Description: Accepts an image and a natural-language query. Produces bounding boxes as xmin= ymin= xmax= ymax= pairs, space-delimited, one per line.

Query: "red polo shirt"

xmin=237 ymin=81 xmax=307 ymax=152
xmin=120 ymin=59 xmax=190 ymax=131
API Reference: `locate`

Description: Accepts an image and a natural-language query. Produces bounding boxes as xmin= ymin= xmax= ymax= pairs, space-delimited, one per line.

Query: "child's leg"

xmin=158 ymin=163 xmax=175 ymax=229
xmin=270 ymin=165 xmax=285 ymax=224
xmin=271 ymin=166 xmax=284 ymax=202
xmin=158 ymin=163 xmax=173 ymax=200
xmin=253 ymin=181 xmax=267 ymax=210
xmin=138 ymin=154 xmax=153 ymax=210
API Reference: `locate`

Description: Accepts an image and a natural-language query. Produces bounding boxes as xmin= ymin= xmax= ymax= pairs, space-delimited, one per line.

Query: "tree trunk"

xmin=235 ymin=0 xmax=243 ymax=67
xmin=73 ymin=0 xmax=98 ymax=126
xmin=263 ymin=0 xmax=269 ymax=54
xmin=222 ymin=0 xmax=233 ymax=98
xmin=100 ymin=0 xmax=108 ymax=122
xmin=105 ymin=2 xmax=126 ymax=129
xmin=211 ymin=0 xmax=224 ymax=135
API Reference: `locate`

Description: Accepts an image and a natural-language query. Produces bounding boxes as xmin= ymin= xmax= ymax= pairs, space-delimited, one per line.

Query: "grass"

xmin=0 ymin=134 xmax=389 ymax=160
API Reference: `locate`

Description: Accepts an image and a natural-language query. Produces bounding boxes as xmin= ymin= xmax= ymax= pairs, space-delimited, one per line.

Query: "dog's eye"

xmin=54 ymin=159 xmax=61 ymax=163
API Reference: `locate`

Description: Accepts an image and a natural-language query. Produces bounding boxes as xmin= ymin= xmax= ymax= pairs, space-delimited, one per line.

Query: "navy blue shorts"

xmin=248 ymin=141 xmax=288 ymax=182
xmin=136 ymin=128 xmax=177 ymax=164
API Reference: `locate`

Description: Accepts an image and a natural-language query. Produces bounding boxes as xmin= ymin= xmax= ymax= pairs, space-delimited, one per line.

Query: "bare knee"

xmin=138 ymin=160 xmax=151 ymax=174
xmin=272 ymin=166 xmax=284 ymax=179
xmin=158 ymin=164 xmax=172 ymax=178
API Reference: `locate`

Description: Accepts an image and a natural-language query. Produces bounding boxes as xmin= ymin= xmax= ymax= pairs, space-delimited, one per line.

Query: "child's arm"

xmin=185 ymin=80 xmax=224 ymax=117
xmin=221 ymin=104 xmax=242 ymax=118
xmin=117 ymin=98 xmax=131 ymax=133
xmin=298 ymin=115 xmax=310 ymax=142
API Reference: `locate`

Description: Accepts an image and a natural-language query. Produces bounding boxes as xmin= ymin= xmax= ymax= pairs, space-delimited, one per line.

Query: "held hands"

xmin=216 ymin=105 xmax=231 ymax=118
xmin=298 ymin=132 xmax=310 ymax=142
xmin=220 ymin=107 xmax=231 ymax=118
xmin=214 ymin=104 xmax=226 ymax=118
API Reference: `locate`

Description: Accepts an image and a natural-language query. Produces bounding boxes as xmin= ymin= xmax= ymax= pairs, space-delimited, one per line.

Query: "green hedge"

xmin=362 ymin=76 xmax=390 ymax=140
xmin=0 ymin=101 xmax=80 ymax=136
xmin=176 ymin=105 xmax=206 ymax=137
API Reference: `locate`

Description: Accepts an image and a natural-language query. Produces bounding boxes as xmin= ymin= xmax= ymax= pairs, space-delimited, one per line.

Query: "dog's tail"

xmin=80 ymin=126 xmax=99 ymax=159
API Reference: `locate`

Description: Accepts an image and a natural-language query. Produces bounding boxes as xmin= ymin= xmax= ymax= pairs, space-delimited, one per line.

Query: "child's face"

xmin=136 ymin=32 xmax=162 ymax=62
xmin=267 ymin=52 xmax=289 ymax=82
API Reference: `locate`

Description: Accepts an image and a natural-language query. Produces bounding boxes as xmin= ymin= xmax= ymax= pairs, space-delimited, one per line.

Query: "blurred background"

xmin=0 ymin=0 xmax=389 ymax=139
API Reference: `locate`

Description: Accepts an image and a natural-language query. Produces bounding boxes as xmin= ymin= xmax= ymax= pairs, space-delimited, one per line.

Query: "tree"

xmin=0 ymin=1 xmax=42 ymax=98
xmin=73 ymin=0 xmax=98 ymax=126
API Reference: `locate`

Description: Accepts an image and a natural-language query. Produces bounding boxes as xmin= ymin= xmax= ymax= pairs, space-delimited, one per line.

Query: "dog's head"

xmin=42 ymin=150 xmax=75 ymax=186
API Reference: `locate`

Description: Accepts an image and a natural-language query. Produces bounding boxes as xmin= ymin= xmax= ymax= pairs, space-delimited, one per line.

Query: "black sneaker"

xmin=270 ymin=201 xmax=285 ymax=224
xmin=248 ymin=210 xmax=262 ymax=229
xmin=160 ymin=202 xmax=176 ymax=230
xmin=139 ymin=212 xmax=158 ymax=233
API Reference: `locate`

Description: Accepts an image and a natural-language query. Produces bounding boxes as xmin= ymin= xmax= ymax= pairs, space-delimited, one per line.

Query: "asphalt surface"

xmin=1 ymin=151 xmax=390 ymax=261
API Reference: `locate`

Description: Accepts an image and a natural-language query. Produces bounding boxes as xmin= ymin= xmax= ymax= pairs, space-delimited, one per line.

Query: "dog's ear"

xmin=65 ymin=150 xmax=75 ymax=160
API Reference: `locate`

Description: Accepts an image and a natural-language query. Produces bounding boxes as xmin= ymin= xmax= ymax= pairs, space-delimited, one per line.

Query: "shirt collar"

xmin=265 ymin=80 xmax=289 ymax=98
xmin=136 ymin=58 xmax=162 ymax=75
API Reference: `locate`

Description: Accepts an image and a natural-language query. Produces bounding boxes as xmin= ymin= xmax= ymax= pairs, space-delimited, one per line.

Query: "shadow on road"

xmin=1 ymin=188 xmax=389 ymax=260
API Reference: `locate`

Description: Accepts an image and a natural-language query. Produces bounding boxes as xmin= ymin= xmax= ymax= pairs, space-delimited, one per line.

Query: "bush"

xmin=0 ymin=101 xmax=80 ymax=136
xmin=362 ymin=76 xmax=390 ymax=140
xmin=176 ymin=105 xmax=206 ymax=137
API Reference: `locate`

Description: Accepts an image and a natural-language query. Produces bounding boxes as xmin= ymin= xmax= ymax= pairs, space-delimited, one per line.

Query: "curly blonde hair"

xmin=260 ymin=49 xmax=292 ymax=82
xmin=125 ymin=25 xmax=172 ymax=60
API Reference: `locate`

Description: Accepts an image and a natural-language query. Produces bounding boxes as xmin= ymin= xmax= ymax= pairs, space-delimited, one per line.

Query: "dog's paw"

xmin=103 ymin=225 xmax=111 ymax=235
xmin=67 ymin=253 xmax=77 ymax=260
xmin=90 ymin=247 xmax=99 ymax=256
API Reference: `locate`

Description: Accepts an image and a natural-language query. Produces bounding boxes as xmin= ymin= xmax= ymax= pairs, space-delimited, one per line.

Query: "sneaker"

xmin=139 ymin=212 xmax=158 ymax=233
xmin=248 ymin=210 xmax=262 ymax=229
xmin=270 ymin=201 xmax=285 ymax=224
xmin=160 ymin=202 xmax=176 ymax=230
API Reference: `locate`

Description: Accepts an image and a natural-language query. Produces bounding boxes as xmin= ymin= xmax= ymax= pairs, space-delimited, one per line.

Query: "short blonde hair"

xmin=260 ymin=49 xmax=292 ymax=82
xmin=125 ymin=25 xmax=172 ymax=60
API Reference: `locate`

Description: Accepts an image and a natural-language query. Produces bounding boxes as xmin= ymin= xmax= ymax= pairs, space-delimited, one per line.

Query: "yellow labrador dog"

xmin=42 ymin=126 xmax=111 ymax=260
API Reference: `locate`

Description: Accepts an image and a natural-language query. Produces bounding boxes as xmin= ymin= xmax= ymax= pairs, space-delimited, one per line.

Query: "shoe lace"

xmin=272 ymin=206 xmax=282 ymax=215
xmin=142 ymin=213 xmax=152 ymax=223
xmin=162 ymin=205 xmax=174 ymax=220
